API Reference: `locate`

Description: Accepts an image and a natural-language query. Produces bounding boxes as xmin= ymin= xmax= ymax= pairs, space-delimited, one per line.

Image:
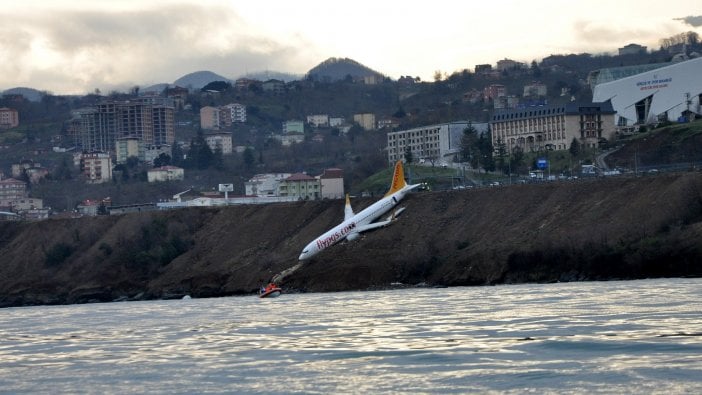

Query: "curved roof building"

xmin=592 ymin=57 xmax=702 ymax=125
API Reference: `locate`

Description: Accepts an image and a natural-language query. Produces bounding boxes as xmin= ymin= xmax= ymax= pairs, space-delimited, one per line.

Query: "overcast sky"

xmin=1 ymin=0 xmax=700 ymax=95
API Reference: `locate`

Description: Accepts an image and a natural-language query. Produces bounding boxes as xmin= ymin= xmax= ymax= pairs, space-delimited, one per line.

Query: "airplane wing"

xmin=383 ymin=207 xmax=405 ymax=221
xmin=355 ymin=207 xmax=407 ymax=233
xmin=355 ymin=220 xmax=392 ymax=233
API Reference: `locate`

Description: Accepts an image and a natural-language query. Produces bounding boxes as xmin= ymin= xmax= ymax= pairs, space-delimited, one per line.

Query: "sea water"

xmin=1 ymin=278 xmax=701 ymax=394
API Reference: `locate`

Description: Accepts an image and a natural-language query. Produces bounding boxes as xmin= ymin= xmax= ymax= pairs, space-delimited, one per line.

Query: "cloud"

xmin=0 ymin=3 xmax=318 ymax=94
xmin=674 ymin=15 xmax=702 ymax=27
xmin=570 ymin=19 xmax=683 ymax=53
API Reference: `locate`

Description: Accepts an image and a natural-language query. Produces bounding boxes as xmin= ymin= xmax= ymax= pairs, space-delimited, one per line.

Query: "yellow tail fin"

xmin=385 ymin=160 xmax=408 ymax=196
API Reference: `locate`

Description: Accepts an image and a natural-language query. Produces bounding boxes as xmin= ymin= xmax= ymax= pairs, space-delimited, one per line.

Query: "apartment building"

xmin=386 ymin=121 xmax=488 ymax=164
xmin=496 ymin=58 xmax=526 ymax=72
xmin=80 ymin=152 xmax=112 ymax=184
xmin=0 ymin=107 xmax=19 ymax=129
xmin=490 ymin=102 xmax=616 ymax=153
xmin=483 ymin=84 xmax=506 ymax=101
xmin=523 ymin=82 xmax=547 ymax=97
xmin=221 ymin=103 xmax=247 ymax=124
xmin=152 ymin=104 xmax=175 ymax=146
xmin=278 ymin=173 xmax=320 ymax=200
xmin=307 ymin=114 xmax=329 ymax=127
xmin=147 ymin=166 xmax=184 ymax=182
xmin=274 ymin=133 xmax=305 ymax=146
xmin=262 ymin=79 xmax=285 ymax=94
xmin=69 ymin=99 xmax=174 ymax=153
xmin=115 ymin=137 xmax=144 ymax=164
xmin=245 ymin=173 xmax=292 ymax=196
xmin=200 ymin=103 xmax=246 ymax=130
xmin=329 ymin=117 xmax=345 ymax=127
xmin=0 ymin=178 xmax=27 ymax=207
xmin=204 ymin=132 xmax=233 ymax=154
xmin=200 ymin=106 xmax=220 ymax=130
xmin=353 ymin=113 xmax=376 ymax=131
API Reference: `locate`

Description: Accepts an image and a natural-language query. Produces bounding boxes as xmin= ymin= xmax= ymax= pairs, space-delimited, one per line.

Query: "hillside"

xmin=306 ymin=57 xmax=385 ymax=82
xmin=1 ymin=172 xmax=701 ymax=307
xmin=1 ymin=87 xmax=44 ymax=102
xmin=173 ymin=70 xmax=231 ymax=89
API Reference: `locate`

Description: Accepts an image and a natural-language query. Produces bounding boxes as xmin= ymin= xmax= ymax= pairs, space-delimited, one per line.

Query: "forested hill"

xmin=1 ymin=171 xmax=702 ymax=308
xmin=306 ymin=57 xmax=385 ymax=82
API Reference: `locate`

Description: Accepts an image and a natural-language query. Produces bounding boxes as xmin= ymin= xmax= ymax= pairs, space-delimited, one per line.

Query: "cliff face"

xmin=2 ymin=173 xmax=702 ymax=307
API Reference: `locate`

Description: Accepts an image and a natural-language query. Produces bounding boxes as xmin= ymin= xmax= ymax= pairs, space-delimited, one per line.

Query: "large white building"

xmin=592 ymin=57 xmax=702 ymax=125
xmin=386 ymin=121 xmax=488 ymax=164
xmin=491 ymin=102 xmax=617 ymax=152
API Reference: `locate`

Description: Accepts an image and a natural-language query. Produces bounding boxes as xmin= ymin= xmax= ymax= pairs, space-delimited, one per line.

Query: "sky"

xmin=1 ymin=0 xmax=701 ymax=95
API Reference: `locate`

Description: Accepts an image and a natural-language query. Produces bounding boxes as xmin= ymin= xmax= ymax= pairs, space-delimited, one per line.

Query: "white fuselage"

xmin=298 ymin=187 xmax=412 ymax=260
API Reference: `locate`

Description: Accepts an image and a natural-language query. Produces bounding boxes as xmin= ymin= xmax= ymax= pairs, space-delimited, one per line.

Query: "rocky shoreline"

xmin=2 ymin=173 xmax=702 ymax=308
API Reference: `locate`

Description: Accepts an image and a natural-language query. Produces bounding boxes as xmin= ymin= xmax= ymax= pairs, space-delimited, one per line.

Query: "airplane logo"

xmin=298 ymin=160 xmax=421 ymax=261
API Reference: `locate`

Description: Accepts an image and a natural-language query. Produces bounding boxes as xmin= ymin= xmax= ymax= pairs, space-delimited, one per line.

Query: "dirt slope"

xmin=1 ymin=173 xmax=702 ymax=307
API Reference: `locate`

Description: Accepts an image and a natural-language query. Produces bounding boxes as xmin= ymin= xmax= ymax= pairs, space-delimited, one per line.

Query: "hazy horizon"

xmin=1 ymin=0 xmax=700 ymax=95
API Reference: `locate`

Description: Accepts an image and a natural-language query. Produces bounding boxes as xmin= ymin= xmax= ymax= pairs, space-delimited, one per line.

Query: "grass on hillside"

xmin=0 ymin=130 xmax=25 ymax=144
xmin=353 ymin=163 xmax=467 ymax=194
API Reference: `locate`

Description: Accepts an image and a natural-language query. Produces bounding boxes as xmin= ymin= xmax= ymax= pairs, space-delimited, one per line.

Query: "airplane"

xmin=298 ymin=160 xmax=422 ymax=261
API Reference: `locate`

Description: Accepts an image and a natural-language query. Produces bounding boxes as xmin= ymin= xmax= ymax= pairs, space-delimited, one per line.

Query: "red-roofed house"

xmin=278 ymin=173 xmax=319 ymax=200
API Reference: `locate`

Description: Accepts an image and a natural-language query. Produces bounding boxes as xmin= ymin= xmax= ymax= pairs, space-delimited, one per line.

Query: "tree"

xmin=112 ymin=164 xmax=129 ymax=182
xmin=213 ymin=147 xmax=224 ymax=170
xmin=153 ymin=153 xmax=171 ymax=168
xmin=184 ymin=130 xmax=214 ymax=170
xmin=243 ymin=147 xmax=255 ymax=168
xmin=53 ymin=156 xmax=73 ymax=180
xmin=404 ymin=146 xmax=413 ymax=164
xmin=495 ymin=137 xmax=509 ymax=174
xmin=460 ymin=124 xmax=479 ymax=164
xmin=530 ymin=60 xmax=541 ymax=78
xmin=511 ymin=146 xmax=525 ymax=175
xmin=171 ymin=144 xmax=185 ymax=166
xmin=125 ymin=156 xmax=139 ymax=169
xmin=201 ymin=80 xmax=232 ymax=92
xmin=569 ymin=137 xmax=580 ymax=157
xmin=347 ymin=124 xmax=363 ymax=143
xmin=477 ymin=129 xmax=495 ymax=172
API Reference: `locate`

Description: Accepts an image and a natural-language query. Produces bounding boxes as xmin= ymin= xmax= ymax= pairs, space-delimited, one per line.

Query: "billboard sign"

xmin=537 ymin=158 xmax=548 ymax=169
xmin=218 ymin=183 xmax=234 ymax=192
